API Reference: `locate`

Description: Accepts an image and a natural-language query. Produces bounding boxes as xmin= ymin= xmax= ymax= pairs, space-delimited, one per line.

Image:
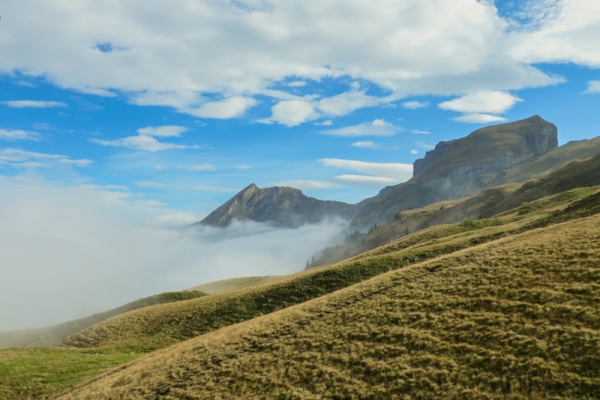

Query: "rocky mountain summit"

xmin=350 ymin=116 xmax=558 ymax=229
xmin=196 ymin=184 xmax=357 ymax=228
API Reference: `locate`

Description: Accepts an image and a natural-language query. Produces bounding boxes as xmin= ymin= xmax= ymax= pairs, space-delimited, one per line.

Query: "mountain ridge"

xmin=196 ymin=183 xmax=358 ymax=228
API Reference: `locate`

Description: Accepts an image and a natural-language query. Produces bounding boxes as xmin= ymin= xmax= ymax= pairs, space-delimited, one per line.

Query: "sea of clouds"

xmin=0 ymin=176 xmax=345 ymax=331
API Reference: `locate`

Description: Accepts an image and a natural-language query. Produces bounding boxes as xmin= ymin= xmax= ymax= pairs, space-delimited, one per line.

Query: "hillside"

xmin=0 ymin=291 xmax=205 ymax=349
xmin=63 ymin=186 xmax=599 ymax=351
xmin=197 ymin=183 xmax=357 ymax=228
xmin=489 ymin=135 xmax=600 ymax=186
xmin=309 ymin=149 xmax=600 ymax=268
xmin=188 ymin=275 xmax=282 ymax=294
xmin=60 ymin=194 xmax=600 ymax=399
xmin=3 ymin=186 xmax=600 ymax=399
xmin=350 ymin=116 xmax=558 ymax=230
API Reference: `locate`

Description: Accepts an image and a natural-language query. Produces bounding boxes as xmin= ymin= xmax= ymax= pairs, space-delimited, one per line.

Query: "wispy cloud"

xmin=2 ymin=100 xmax=67 ymax=108
xmin=411 ymin=129 xmax=430 ymax=135
xmin=136 ymin=181 xmax=170 ymax=188
xmin=92 ymin=136 xmax=190 ymax=152
xmin=0 ymin=129 xmax=41 ymax=141
xmin=351 ymin=141 xmax=380 ymax=149
xmin=320 ymin=158 xmax=412 ymax=179
xmin=452 ymin=114 xmax=507 ymax=124
xmin=137 ymin=126 xmax=187 ymax=137
xmin=584 ymin=80 xmax=600 ymax=94
xmin=439 ymin=91 xmax=522 ymax=114
xmin=187 ymin=164 xmax=215 ymax=171
xmin=0 ymin=148 xmax=92 ymax=168
xmin=333 ymin=174 xmax=400 ymax=189
xmin=416 ymin=141 xmax=435 ymax=150
xmin=321 ymin=119 xmax=402 ymax=137
xmin=273 ymin=180 xmax=342 ymax=190
xmin=402 ymin=101 xmax=429 ymax=109
xmin=92 ymin=125 xmax=198 ymax=152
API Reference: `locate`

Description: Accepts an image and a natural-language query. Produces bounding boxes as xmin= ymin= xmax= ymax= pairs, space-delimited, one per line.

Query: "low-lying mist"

xmin=0 ymin=177 xmax=346 ymax=331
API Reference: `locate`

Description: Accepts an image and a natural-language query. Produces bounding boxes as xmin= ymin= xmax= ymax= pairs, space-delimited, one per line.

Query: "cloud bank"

xmin=0 ymin=178 xmax=345 ymax=331
xmin=0 ymin=0 xmax=579 ymax=123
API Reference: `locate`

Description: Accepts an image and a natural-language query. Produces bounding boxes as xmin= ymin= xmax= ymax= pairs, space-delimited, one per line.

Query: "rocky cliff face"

xmin=350 ymin=116 xmax=558 ymax=230
xmin=197 ymin=184 xmax=358 ymax=228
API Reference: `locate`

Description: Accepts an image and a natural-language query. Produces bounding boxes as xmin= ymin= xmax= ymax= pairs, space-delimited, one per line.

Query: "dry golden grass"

xmin=63 ymin=187 xmax=600 ymax=352
xmin=187 ymin=275 xmax=282 ymax=294
xmin=60 ymin=211 xmax=600 ymax=399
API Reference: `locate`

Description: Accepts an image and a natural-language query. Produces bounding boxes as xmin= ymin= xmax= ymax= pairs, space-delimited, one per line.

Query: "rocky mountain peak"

xmin=196 ymin=184 xmax=359 ymax=228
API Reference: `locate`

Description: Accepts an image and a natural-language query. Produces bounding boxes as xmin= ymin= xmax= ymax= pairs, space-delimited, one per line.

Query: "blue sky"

xmin=1 ymin=0 xmax=600 ymax=215
xmin=2 ymin=0 xmax=600 ymax=329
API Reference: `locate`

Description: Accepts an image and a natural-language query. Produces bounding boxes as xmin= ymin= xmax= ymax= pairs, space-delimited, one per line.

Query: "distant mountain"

xmin=196 ymin=183 xmax=357 ymax=228
xmin=350 ymin=115 xmax=558 ymax=230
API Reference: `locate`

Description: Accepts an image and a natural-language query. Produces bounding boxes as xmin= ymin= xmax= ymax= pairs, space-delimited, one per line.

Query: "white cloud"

xmin=315 ymin=120 xmax=333 ymax=126
xmin=316 ymin=89 xmax=386 ymax=116
xmin=402 ymin=101 xmax=429 ymax=109
xmin=584 ymin=80 xmax=600 ymax=94
xmin=59 ymin=159 xmax=94 ymax=167
xmin=0 ymin=129 xmax=41 ymax=141
xmin=352 ymin=141 xmax=380 ymax=149
xmin=137 ymin=125 xmax=187 ymax=137
xmin=322 ymin=119 xmax=401 ymax=137
xmin=0 ymin=148 xmax=92 ymax=168
xmin=136 ymin=181 xmax=170 ymax=188
xmin=273 ymin=180 xmax=342 ymax=190
xmin=288 ymin=81 xmax=306 ymax=87
xmin=453 ymin=113 xmax=507 ymax=124
xmin=92 ymin=126 xmax=197 ymax=151
xmin=510 ymin=0 xmax=600 ymax=67
xmin=187 ymin=97 xmax=257 ymax=119
xmin=187 ymin=164 xmax=215 ymax=171
xmin=411 ymin=129 xmax=431 ymax=135
xmin=439 ymin=91 xmax=522 ymax=114
xmin=92 ymin=135 xmax=189 ymax=152
xmin=267 ymin=100 xmax=318 ymax=126
xmin=333 ymin=175 xmax=400 ymax=189
xmin=2 ymin=100 xmax=67 ymax=108
xmin=319 ymin=158 xmax=412 ymax=180
xmin=416 ymin=141 xmax=435 ymax=150
xmin=410 ymin=149 xmax=419 ymax=154
xmin=0 ymin=178 xmax=343 ymax=330
xmin=236 ymin=165 xmax=252 ymax=170
xmin=0 ymin=0 xmax=566 ymax=119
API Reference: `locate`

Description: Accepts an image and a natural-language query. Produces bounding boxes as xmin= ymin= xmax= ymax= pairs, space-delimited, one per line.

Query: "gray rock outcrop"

xmin=196 ymin=184 xmax=358 ymax=228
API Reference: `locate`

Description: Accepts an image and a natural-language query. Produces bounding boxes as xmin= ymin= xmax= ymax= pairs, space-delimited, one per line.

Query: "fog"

xmin=0 ymin=177 xmax=345 ymax=331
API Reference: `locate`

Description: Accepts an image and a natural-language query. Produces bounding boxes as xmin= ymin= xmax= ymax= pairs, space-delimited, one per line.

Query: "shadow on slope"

xmin=0 ymin=291 xmax=205 ymax=349
xmin=61 ymin=199 xmax=600 ymax=399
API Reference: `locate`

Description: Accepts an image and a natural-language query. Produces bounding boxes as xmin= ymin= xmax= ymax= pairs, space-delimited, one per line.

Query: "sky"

xmin=1 ymin=0 xmax=600 ymax=329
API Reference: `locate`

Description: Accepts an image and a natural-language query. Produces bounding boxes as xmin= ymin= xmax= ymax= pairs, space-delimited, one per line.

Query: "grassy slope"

xmin=313 ymin=150 xmax=600 ymax=269
xmin=0 ymin=348 xmax=140 ymax=400
xmin=3 ymin=188 xmax=600 ymax=399
xmin=61 ymin=200 xmax=600 ymax=399
xmin=188 ymin=275 xmax=282 ymax=294
xmin=63 ymin=187 xmax=599 ymax=352
xmin=489 ymin=135 xmax=600 ymax=186
xmin=0 ymin=291 xmax=206 ymax=349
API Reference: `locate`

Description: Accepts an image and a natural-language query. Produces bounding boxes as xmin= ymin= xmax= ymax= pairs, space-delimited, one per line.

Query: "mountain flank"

xmin=196 ymin=183 xmax=357 ymax=228
xmin=351 ymin=115 xmax=558 ymax=230
xmin=59 ymin=191 xmax=600 ymax=399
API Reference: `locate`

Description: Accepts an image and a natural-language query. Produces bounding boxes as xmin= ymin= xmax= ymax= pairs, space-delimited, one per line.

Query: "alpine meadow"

xmin=2 ymin=1 xmax=600 ymax=399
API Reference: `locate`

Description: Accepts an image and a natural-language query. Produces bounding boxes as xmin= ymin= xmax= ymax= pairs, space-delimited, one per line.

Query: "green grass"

xmin=64 ymin=187 xmax=600 ymax=352
xmin=0 ymin=347 xmax=140 ymax=399
xmin=3 ymin=187 xmax=600 ymax=399
xmin=61 ymin=205 xmax=600 ymax=399
xmin=0 ymin=291 xmax=206 ymax=349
